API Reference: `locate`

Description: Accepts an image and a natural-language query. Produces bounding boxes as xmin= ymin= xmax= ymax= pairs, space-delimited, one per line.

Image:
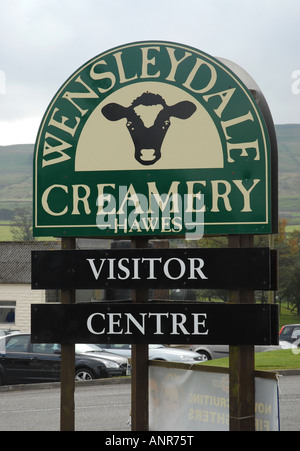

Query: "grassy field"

xmin=279 ymin=303 xmax=300 ymax=329
xmin=203 ymin=305 xmax=300 ymax=371
xmin=254 ymin=349 xmax=300 ymax=370
xmin=0 ymin=222 xmax=13 ymax=240
xmin=204 ymin=349 xmax=300 ymax=371
xmin=0 ymin=221 xmax=53 ymax=241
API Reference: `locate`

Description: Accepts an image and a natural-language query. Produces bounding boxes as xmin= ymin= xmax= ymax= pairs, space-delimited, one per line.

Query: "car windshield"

xmin=281 ymin=326 xmax=293 ymax=336
xmin=75 ymin=344 xmax=103 ymax=353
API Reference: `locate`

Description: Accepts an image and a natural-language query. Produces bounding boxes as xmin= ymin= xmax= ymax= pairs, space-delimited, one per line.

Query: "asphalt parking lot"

xmin=0 ymin=374 xmax=299 ymax=431
xmin=0 ymin=379 xmax=131 ymax=431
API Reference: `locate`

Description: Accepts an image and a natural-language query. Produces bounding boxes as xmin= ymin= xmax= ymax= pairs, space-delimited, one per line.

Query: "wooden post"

xmin=131 ymin=236 xmax=149 ymax=431
xmin=229 ymin=234 xmax=255 ymax=431
xmin=60 ymin=237 xmax=76 ymax=431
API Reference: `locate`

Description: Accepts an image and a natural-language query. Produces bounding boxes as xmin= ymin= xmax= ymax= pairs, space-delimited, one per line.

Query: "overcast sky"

xmin=0 ymin=0 xmax=299 ymax=145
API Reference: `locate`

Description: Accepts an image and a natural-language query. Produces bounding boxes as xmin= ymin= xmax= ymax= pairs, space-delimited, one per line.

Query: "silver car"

xmin=97 ymin=344 xmax=204 ymax=363
xmin=189 ymin=344 xmax=282 ymax=361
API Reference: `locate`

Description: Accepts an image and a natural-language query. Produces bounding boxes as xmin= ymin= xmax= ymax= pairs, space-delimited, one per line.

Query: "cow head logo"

xmin=102 ymin=92 xmax=196 ymax=165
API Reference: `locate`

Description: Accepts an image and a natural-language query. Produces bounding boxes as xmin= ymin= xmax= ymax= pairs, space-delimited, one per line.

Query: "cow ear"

xmin=102 ymin=103 xmax=127 ymax=121
xmin=169 ymin=101 xmax=196 ymax=119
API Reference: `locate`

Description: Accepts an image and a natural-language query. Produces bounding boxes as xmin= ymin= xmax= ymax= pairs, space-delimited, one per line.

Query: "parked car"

xmin=279 ymin=324 xmax=300 ymax=344
xmin=189 ymin=344 xmax=283 ymax=361
xmin=0 ymin=334 xmax=128 ymax=386
xmin=97 ymin=344 xmax=204 ymax=363
xmin=189 ymin=344 xmax=228 ymax=361
xmin=75 ymin=343 xmax=131 ymax=375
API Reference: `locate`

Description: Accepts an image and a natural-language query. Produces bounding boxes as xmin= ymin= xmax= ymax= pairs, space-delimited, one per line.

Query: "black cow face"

xmin=102 ymin=93 xmax=196 ymax=165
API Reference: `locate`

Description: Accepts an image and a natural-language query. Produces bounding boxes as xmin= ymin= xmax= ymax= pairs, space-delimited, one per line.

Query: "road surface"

xmin=0 ymin=375 xmax=299 ymax=431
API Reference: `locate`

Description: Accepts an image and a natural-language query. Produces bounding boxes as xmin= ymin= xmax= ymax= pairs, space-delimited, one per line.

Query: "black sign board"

xmin=31 ymin=303 xmax=279 ymax=346
xmin=32 ymin=248 xmax=277 ymax=291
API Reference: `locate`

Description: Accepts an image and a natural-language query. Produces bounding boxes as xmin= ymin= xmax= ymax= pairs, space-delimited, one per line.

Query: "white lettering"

xmin=291 ymin=70 xmax=300 ymax=95
xmin=41 ymin=184 xmax=68 ymax=216
xmin=148 ymin=313 xmax=169 ymax=335
xmin=188 ymin=258 xmax=208 ymax=280
xmin=227 ymin=139 xmax=260 ymax=163
xmin=87 ymin=313 xmax=105 ymax=335
xmin=185 ymin=181 xmax=206 ymax=213
xmin=97 ymin=183 xmax=116 ymax=215
xmin=183 ymin=57 xmax=217 ymax=93
xmin=192 ymin=313 xmax=209 ymax=335
xmin=233 ymin=179 xmax=260 ymax=212
xmin=62 ymin=75 xmax=99 ymax=116
xmin=48 ymin=107 xmax=80 ymax=137
xmin=164 ymin=258 xmax=186 ymax=280
xmin=42 ymin=132 xmax=73 ymax=167
xmin=113 ymin=51 xmax=138 ymax=83
xmin=211 ymin=180 xmax=232 ymax=212
xmin=222 ymin=111 xmax=254 ymax=141
xmin=118 ymin=258 xmax=130 ymax=280
xmin=125 ymin=313 xmax=147 ymax=335
xmin=203 ymin=88 xmax=236 ymax=118
xmin=107 ymin=258 xmax=116 ymax=279
xmin=165 ymin=47 xmax=192 ymax=82
xmin=118 ymin=184 xmax=144 ymax=214
xmin=87 ymin=311 xmax=210 ymax=337
xmin=170 ymin=313 xmax=189 ymax=335
xmin=89 ymin=60 xmax=116 ymax=93
xmin=108 ymin=313 xmax=123 ymax=334
xmin=72 ymin=184 xmax=91 ymax=215
xmin=87 ymin=258 xmax=106 ymax=280
xmin=148 ymin=181 xmax=180 ymax=213
xmin=140 ymin=46 xmax=160 ymax=79
xmin=132 ymin=258 xmax=141 ymax=279
xmin=142 ymin=257 xmax=162 ymax=279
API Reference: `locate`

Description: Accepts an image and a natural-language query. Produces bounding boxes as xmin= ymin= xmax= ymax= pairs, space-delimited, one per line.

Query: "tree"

xmin=10 ymin=207 xmax=35 ymax=241
xmin=280 ymin=255 xmax=300 ymax=315
xmin=275 ymin=219 xmax=300 ymax=314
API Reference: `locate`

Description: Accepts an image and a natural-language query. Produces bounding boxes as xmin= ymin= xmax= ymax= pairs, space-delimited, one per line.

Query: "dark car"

xmin=279 ymin=324 xmax=300 ymax=344
xmin=0 ymin=334 xmax=127 ymax=386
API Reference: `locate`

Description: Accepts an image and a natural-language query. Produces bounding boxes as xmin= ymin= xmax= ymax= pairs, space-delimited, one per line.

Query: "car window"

xmin=6 ymin=335 xmax=29 ymax=352
xmin=98 ymin=344 xmax=130 ymax=350
xmin=281 ymin=326 xmax=293 ymax=336
xmin=32 ymin=343 xmax=60 ymax=354
xmin=292 ymin=327 xmax=300 ymax=339
xmin=76 ymin=344 xmax=100 ymax=353
xmin=111 ymin=344 xmax=130 ymax=350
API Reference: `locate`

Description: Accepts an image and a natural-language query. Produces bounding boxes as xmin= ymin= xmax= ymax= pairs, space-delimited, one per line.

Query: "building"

xmin=0 ymin=241 xmax=61 ymax=333
xmin=0 ymin=238 xmax=170 ymax=334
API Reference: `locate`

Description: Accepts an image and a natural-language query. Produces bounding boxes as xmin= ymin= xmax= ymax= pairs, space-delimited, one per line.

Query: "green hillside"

xmin=0 ymin=144 xmax=33 ymax=222
xmin=0 ymin=124 xmax=300 ymax=238
xmin=276 ymin=124 xmax=300 ymax=226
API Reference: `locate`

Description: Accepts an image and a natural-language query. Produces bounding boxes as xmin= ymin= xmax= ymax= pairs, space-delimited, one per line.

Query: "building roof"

xmin=0 ymin=239 xmax=115 ymax=284
xmin=0 ymin=241 xmax=61 ymax=284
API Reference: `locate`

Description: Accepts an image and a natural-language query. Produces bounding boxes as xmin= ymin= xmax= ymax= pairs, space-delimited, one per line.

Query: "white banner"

xmin=149 ymin=366 xmax=279 ymax=431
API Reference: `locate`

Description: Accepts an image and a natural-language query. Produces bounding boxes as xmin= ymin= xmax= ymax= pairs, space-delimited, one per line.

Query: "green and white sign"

xmin=33 ymin=41 xmax=273 ymax=238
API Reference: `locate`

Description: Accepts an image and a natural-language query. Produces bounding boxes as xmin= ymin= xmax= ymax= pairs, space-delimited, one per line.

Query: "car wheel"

xmin=0 ymin=373 xmax=3 ymax=386
xmin=75 ymin=368 xmax=95 ymax=381
xmin=196 ymin=351 xmax=211 ymax=362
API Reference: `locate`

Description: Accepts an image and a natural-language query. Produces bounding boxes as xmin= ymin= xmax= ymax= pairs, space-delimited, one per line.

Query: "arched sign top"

xmin=33 ymin=41 xmax=277 ymax=238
